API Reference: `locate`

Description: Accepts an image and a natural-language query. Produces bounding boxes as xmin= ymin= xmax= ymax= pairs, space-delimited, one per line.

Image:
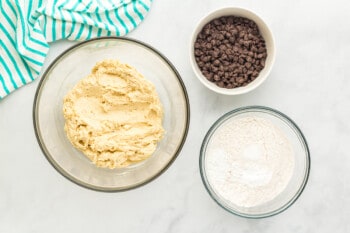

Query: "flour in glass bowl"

xmin=205 ymin=116 xmax=295 ymax=208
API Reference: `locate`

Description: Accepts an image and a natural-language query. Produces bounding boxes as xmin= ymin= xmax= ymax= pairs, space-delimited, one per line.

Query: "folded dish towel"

xmin=0 ymin=0 xmax=152 ymax=99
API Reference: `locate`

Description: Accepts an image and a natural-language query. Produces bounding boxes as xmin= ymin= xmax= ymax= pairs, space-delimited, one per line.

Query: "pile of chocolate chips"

xmin=194 ymin=16 xmax=267 ymax=89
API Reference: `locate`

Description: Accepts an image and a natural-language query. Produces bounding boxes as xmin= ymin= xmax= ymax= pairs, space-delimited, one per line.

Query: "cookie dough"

xmin=63 ymin=60 xmax=164 ymax=169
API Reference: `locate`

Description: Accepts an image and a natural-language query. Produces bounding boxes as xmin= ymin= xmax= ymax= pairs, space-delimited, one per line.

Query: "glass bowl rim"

xmin=199 ymin=105 xmax=311 ymax=218
xmin=33 ymin=37 xmax=190 ymax=192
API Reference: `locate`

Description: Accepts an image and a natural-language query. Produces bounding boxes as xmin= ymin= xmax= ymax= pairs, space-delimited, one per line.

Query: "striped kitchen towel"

xmin=0 ymin=0 xmax=152 ymax=99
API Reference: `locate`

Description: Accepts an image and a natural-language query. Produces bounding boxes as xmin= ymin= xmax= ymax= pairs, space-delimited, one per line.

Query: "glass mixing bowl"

xmin=200 ymin=106 xmax=310 ymax=218
xmin=33 ymin=37 xmax=190 ymax=191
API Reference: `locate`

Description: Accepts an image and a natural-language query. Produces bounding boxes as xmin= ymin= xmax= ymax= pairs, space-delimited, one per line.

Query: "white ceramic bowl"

xmin=190 ymin=7 xmax=276 ymax=95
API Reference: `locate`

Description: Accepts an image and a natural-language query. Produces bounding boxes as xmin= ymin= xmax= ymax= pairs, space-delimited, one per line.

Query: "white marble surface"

xmin=1 ymin=0 xmax=350 ymax=232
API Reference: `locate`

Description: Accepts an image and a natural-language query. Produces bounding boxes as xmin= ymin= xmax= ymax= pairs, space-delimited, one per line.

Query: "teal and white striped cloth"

xmin=0 ymin=0 xmax=152 ymax=99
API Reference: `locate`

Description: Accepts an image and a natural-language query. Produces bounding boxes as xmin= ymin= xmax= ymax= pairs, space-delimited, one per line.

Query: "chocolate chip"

xmin=260 ymin=60 xmax=265 ymax=66
xmin=194 ymin=16 xmax=267 ymax=89
xmin=194 ymin=50 xmax=202 ymax=57
xmin=213 ymin=50 xmax=220 ymax=58
xmin=213 ymin=19 xmax=221 ymax=26
xmin=258 ymin=47 xmax=266 ymax=53
xmin=245 ymin=62 xmax=252 ymax=68
xmin=213 ymin=60 xmax=220 ymax=66
xmin=219 ymin=44 xmax=226 ymax=50
xmin=206 ymin=43 xmax=212 ymax=49
xmin=214 ymin=75 xmax=220 ymax=81
xmin=252 ymin=71 xmax=259 ymax=77
xmin=217 ymin=34 xmax=224 ymax=40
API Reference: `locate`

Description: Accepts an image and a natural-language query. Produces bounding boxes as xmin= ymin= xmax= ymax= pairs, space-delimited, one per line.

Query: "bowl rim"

xmin=189 ymin=7 xmax=276 ymax=95
xmin=33 ymin=36 xmax=191 ymax=192
xmin=199 ymin=105 xmax=311 ymax=218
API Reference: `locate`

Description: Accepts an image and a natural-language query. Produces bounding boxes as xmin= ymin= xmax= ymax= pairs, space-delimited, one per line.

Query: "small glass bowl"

xmin=199 ymin=106 xmax=310 ymax=218
xmin=33 ymin=37 xmax=190 ymax=192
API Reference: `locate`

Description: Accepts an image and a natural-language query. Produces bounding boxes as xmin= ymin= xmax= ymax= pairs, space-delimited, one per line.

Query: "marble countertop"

xmin=1 ymin=0 xmax=349 ymax=232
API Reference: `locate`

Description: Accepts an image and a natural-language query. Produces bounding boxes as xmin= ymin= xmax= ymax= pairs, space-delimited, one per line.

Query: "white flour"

xmin=206 ymin=116 xmax=295 ymax=208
